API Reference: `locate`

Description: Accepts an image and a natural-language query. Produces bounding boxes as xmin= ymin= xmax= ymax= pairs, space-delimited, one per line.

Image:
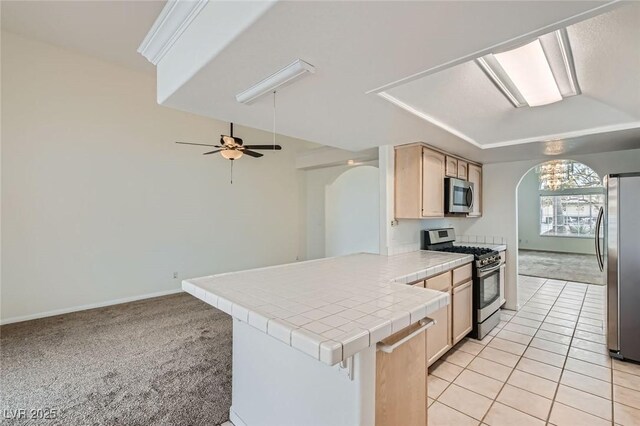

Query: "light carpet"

xmin=518 ymin=249 xmax=604 ymax=285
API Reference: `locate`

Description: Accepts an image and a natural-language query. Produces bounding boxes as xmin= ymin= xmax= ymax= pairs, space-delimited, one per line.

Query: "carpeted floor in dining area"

xmin=0 ymin=293 xmax=233 ymax=426
xmin=518 ymin=249 xmax=604 ymax=285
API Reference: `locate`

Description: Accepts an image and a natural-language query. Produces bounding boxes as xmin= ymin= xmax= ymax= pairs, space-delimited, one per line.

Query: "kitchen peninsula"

xmin=183 ymin=251 xmax=473 ymax=426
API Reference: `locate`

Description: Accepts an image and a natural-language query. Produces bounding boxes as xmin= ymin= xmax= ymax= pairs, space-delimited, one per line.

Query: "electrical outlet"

xmin=390 ymin=219 xmax=399 ymax=227
xmin=173 ymin=272 xmax=179 ymax=279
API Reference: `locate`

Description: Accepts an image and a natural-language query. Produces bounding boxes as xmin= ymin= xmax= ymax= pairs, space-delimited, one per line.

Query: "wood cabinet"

xmin=394 ymin=143 xmax=481 ymax=219
xmin=427 ymin=303 xmax=451 ymax=366
xmin=457 ymin=161 xmax=468 ymax=180
xmin=376 ymin=322 xmax=427 ymax=426
xmin=445 ymin=156 xmax=458 ymax=177
xmin=468 ymin=163 xmax=483 ymax=217
xmin=452 ymin=280 xmax=473 ymax=344
xmin=394 ymin=145 xmax=444 ymax=219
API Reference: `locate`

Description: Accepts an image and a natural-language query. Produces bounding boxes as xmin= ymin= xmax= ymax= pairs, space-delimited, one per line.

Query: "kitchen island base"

xmin=230 ymin=319 xmax=376 ymax=426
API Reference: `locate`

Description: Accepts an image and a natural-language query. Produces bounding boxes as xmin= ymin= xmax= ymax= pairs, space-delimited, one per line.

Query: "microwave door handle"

xmin=466 ymin=185 xmax=474 ymax=209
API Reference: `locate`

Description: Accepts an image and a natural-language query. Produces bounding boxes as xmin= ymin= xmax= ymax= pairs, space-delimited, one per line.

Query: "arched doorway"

xmin=516 ymin=160 xmax=604 ymax=305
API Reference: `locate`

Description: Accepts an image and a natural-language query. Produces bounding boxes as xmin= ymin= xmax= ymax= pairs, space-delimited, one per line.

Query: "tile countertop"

xmin=454 ymin=242 xmax=507 ymax=252
xmin=183 ymin=251 xmax=473 ymax=366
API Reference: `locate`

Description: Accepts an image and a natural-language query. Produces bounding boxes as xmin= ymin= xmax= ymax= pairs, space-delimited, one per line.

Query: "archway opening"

xmin=516 ymin=159 xmax=604 ymax=305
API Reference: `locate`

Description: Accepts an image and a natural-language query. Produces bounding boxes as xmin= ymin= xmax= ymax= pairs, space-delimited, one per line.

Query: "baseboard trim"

xmin=0 ymin=288 xmax=184 ymax=325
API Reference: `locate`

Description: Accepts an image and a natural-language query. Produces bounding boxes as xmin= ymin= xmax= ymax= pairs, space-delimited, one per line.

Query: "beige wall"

xmin=1 ymin=32 xmax=316 ymax=323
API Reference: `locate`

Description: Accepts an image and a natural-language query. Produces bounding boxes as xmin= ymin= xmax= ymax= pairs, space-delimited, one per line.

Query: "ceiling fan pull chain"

xmin=273 ymin=90 xmax=276 ymax=150
xmin=230 ymin=159 xmax=234 ymax=184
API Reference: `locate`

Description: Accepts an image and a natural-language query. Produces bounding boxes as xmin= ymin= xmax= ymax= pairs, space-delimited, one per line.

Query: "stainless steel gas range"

xmin=422 ymin=228 xmax=502 ymax=340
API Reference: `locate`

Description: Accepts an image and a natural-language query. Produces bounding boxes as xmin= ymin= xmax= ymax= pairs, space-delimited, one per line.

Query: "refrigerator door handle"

xmin=595 ymin=206 xmax=604 ymax=272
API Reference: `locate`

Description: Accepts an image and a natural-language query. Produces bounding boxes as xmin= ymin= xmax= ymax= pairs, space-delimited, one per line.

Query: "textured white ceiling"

xmin=384 ymin=3 xmax=640 ymax=147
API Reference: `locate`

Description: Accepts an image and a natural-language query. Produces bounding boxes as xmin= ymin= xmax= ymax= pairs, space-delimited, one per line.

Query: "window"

xmin=537 ymin=161 xmax=603 ymax=238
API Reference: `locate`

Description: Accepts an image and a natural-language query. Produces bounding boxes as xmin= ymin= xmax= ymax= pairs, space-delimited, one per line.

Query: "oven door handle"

xmin=478 ymin=263 xmax=501 ymax=275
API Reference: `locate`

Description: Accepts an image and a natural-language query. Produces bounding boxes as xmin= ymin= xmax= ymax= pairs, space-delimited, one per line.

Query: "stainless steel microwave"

xmin=445 ymin=178 xmax=474 ymax=214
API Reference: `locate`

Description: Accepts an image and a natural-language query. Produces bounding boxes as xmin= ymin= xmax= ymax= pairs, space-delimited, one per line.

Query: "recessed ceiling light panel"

xmin=476 ymin=29 xmax=580 ymax=108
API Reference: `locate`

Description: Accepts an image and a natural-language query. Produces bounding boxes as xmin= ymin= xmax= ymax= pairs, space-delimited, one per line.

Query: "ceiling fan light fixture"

xmin=236 ymin=59 xmax=315 ymax=104
xmin=220 ymin=149 xmax=243 ymax=160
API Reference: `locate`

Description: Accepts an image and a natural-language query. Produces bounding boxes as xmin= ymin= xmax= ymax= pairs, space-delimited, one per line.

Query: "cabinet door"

xmin=422 ymin=148 xmax=445 ymax=217
xmin=394 ymin=145 xmax=423 ymax=219
xmin=452 ymin=280 xmax=473 ymax=344
xmin=427 ymin=302 xmax=452 ymax=366
xmin=467 ymin=164 xmax=482 ymax=217
xmin=445 ymin=156 xmax=458 ymax=177
xmin=457 ymin=161 xmax=468 ymax=180
xmin=500 ymin=263 xmax=506 ymax=306
xmin=376 ymin=323 xmax=427 ymax=426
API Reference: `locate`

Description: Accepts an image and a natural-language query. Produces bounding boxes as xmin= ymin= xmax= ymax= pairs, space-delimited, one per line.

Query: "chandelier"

xmin=538 ymin=160 xmax=569 ymax=190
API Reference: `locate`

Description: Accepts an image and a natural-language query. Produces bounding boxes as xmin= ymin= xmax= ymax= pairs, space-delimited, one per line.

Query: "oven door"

xmin=476 ymin=263 xmax=501 ymax=322
xmin=446 ymin=178 xmax=474 ymax=214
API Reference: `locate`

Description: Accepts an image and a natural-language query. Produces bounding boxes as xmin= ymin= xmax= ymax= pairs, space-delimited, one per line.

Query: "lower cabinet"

xmin=376 ymin=322 xmax=427 ymax=426
xmin=452 ymin=280 xmax=473 ymax=345
xmin=427 ymin=302 xmax=451 ymax=366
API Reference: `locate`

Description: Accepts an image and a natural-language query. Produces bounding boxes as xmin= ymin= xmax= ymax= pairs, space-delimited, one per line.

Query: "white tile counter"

xmin=454 ymin=241 xmax=507 ymax=252
xmin=183 ymin=251 xmax=472 ymax=366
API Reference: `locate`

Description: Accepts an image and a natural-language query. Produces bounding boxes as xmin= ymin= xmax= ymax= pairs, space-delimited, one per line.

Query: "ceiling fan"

xmin=176 ymin=122 xmax=282 ymax=160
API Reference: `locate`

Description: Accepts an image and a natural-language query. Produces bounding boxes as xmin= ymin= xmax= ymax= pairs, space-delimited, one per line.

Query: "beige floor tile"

xmin=516 ymin=357 xmax=562 ymax=382
xmin=467 ymin=357 xmax=513 ymax=382
xmin=615 ymin=402 xmax=640 ymax=426
xmin=576 ymin=322 xmax=605 ymax=335
xmin=430 ymin=360 xmax=463 ymax=382
xmin=573 ymin=329 xmax=606 ymax=344
xmin=453 ymin=369 xmax=503 ymax=399
xmin=496 ymin=384 xmax=552 ymax=420
xmin=477 ymin=346 xmax=520 ymax=368
xmin=428 ymin=401 xmax=479 ymax=426
xmin=475 ymin=334 xmax=494 ymax=346
xmin=571 ymin=338 xmax=608 ymax=355
xmin=483 ymin=402 xmax=544 ymax=426
xmin=494 ymin=330 xmax=532 ymax=347
xmin=548 ymin=402 xmax=611 ymax=426
xmin=540 ymin=322 xmax=574 ymax=336
xmin=438 ymin=384 xmax=493 ymax=420
xmin=508 ymin=316 xmax=541 ymax=329
xmin=547 ymin=311 xmax=579 ymax=321
xmin=456 ymin=339 xmax=484 ymax=356
xmin=515 ymin=311 xmax=546 ymax=322
xmin=488 ymin=336 xmax=528 ymax=355
xmin=535 ymin=329 xmax=572 ymax=345
xmin=428 ymin=397 xmax=434 ymax=407
xmin=428 ymin=374 xmax=450 ymax=399
xmin=561 ymin=370 xmax=612 ymax=399
xmin=568 ymin=347 xmax=611 ymax=368
xmin=530 ymin=337 xmax=569 ymax=355
xmin=614 ymin=384 xmax=640 ymax=410
xmin=544 ymin=316 xmax=576 ymax=329
xmin=613 ymin=359 xmax=640 ymax=377
xmin=614 ymin=369 xmax=640 ymax=391
xmin=555 ymin=384 xmax=612 ymax=420
xmin=444 ymin=348 xmax=476 ymax=368
xmin=523 ymin=346 xmax=566 ymax=368
xmin=502 ymin=322 xmax=538 ymax=336
xmin=564 ymin=357 xmax=611 ymax=382
xmin=507 ymin=369 xmax=557 ymax=399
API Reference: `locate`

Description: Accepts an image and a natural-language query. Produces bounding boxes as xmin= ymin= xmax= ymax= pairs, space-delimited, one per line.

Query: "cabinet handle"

xmin=377 ymin=318 xmax=435 ymax=354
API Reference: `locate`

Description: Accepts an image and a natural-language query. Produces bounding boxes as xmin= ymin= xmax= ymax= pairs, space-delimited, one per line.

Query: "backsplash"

xmin=387 ymin=242 xmax=421 ymax=255
xmin=456 ymin=235 xmax=505 ymax=244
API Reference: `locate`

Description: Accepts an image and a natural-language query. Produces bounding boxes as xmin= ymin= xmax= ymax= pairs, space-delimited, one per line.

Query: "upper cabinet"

xmin=457 ymin=161 xmax=468 ymax=180
xmin=445 ymin=156 xmax=458 ymax=178
xmin=394 ymin=143 xmax=482 ymax=219
xmin=394 ymin=145 xmax=444 ymax=219
xmin=468 ymin=163 xmax=482 ymax=217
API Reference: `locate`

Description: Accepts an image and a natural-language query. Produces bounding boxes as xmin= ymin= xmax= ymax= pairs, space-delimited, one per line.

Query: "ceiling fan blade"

xmin=176 ymin=141 xmax=222 ymax=148
xmin=242 ymin=145 xmax=282 ymax=150
xmin=203 ymin=149 xmax=223 ymax=155
xmin=242 ymin=149 xmax=264 ymax=158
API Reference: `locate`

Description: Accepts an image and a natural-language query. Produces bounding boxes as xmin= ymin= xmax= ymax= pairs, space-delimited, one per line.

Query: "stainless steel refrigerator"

xmin=598 ymin=173 xmax=640 ymax=362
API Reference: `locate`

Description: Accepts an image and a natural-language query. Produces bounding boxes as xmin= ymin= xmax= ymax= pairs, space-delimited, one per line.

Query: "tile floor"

xmin=428 ymin=275 xmax=640 ymax=425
